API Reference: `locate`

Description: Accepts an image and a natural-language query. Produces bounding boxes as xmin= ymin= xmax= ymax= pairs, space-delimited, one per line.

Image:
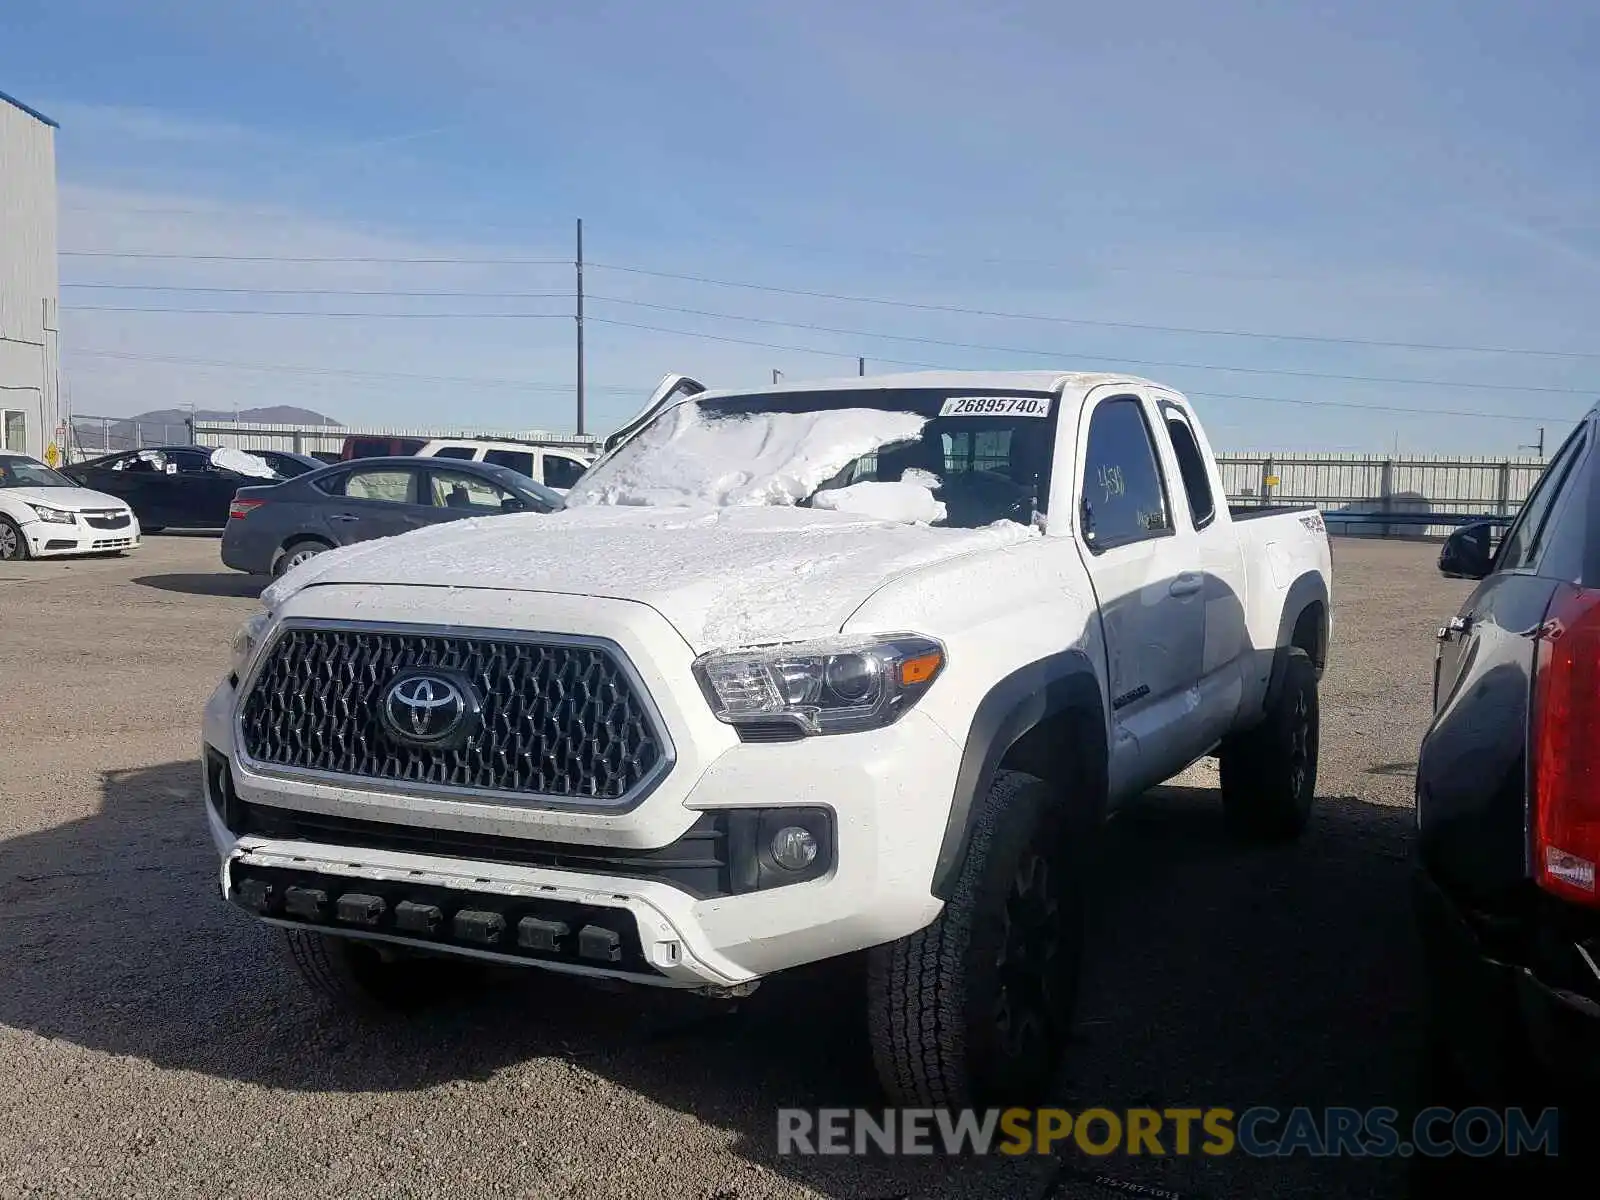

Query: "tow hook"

xmin=695 ymin=981 xmax=761 ymax=999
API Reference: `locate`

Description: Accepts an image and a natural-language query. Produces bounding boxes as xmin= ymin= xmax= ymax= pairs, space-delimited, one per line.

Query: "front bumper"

xmin=21 ymin=516 xmax=141 ymax=557
xmin=201 ymin=587 xmax=964 ymax=988
xmin=1413 ymin=865 xmax=1600 ymax=1095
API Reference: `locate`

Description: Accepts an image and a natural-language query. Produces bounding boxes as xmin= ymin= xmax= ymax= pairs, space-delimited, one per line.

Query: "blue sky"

xmin=2 ymin=0 xmax=1596 ymax=451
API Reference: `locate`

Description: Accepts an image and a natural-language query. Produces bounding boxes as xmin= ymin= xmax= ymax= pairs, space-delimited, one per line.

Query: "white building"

xmin=0 ymin=89 xmax=60 ymax=463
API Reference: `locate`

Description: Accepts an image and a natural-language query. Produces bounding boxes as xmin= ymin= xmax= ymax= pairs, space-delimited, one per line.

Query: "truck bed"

xmin=1228 ymin=503 xmax=1320 ymax=521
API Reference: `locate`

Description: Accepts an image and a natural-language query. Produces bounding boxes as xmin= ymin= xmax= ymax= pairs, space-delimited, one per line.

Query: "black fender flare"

xmin=1261 ymin=571 xmax=1330 ymax=714
xmin=929 ymin=649 xmax=1108 ymax=900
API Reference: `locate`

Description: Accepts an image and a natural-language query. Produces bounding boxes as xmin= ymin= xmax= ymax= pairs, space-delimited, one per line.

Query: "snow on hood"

xmin=565 ymin=403 xmax=928 ymax=511
xmin=262 ymin=504 xmax=1037 ymax=652
xmin=210 ymin=446 xmax=279 ymax=479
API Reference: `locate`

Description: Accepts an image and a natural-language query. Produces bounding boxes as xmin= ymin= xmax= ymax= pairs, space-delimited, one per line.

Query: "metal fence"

xmin=1219 ymin=451 xmax=1547 ymax=537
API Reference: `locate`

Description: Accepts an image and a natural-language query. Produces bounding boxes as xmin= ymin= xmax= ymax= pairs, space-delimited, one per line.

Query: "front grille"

xmin=84 ymin=512 xmax=130 ymax=530
xmin=92 ymin=538 xmax=132 ymax=550
xmin=238 ymin=625 xmax=665 ymax=802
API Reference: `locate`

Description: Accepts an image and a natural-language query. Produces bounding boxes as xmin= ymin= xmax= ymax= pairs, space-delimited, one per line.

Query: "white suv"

xmin=416 ymin=439 xmax=592 ymax=492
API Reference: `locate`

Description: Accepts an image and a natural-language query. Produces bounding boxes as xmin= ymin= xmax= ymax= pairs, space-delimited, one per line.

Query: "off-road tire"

xmin=1219 ymin=647 xmax=1319 ymax=842
xmin=283 ymin=929 xmax=487 ymax=1014
xmin=0 ymin=516 xmax=30 ymax=561
xmin=867 ymin=769 xmax=1090 ymax=1107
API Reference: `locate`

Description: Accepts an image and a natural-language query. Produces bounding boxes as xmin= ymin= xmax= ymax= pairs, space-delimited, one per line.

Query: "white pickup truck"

xmin=203 ymin=370 xmax=1332 ymax=1107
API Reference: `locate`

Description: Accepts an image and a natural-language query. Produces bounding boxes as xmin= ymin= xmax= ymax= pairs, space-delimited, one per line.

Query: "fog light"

xmin=770 ymin=826 xmax=819 ymax=871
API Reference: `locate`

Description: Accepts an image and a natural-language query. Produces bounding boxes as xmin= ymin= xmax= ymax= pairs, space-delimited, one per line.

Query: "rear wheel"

xmin=0 ymin=516 xmax=30 ymax=561
xmin=867 ymin=769 xmax=1090 ymax=1107
xmin=274 ymin=538 xmax=331 ymax=577
xmin=1219 ymin=647 xmax=1319 ymax=842
xmin=283 ymin=930 xmax=488 ymax=1014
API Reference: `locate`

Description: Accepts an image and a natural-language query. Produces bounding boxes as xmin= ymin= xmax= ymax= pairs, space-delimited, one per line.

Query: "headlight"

xmin=692 ymin=633 xmax=945 ymax=735
xmin=230 ymin=611 xmax=271 ymax=679
xmin=28 ymin=504 xmax=74 ymax=525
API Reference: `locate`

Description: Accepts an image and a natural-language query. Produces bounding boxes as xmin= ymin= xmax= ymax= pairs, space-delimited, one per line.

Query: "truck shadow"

xmin=0 ymin=759 xmax=1434 ymax=1199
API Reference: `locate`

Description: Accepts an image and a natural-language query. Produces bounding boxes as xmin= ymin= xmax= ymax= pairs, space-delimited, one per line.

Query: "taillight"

xmin=229 ymin=499 xmax=265 ymax=521
xmin=1531 ymin=583 xmax=1600 ymax=906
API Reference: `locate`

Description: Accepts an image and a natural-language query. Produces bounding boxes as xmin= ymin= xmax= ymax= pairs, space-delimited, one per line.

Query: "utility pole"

xmin=772 ymin=369 xmax=782 ymax=384
xmin=858 ymin=357 xmax=865 ymax=376
xmin=1518 ymin=426 xmax=1546 ymax=459
xmin=575 ymin=218 xmax=585 ymax=436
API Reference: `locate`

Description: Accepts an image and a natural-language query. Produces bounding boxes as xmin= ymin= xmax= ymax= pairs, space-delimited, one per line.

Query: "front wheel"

xmin=867 ymin=770 xmax=1089 ymax=1107
xmin=1219 ymin=647 xmax=1319 ymax=842
xmin=274 ymin=538 xmax=330 ymax=577
xmin=0 ymin=516 xmax=30 ymax=561
xmin=283 ymin=930 xmax=488 ymax=1014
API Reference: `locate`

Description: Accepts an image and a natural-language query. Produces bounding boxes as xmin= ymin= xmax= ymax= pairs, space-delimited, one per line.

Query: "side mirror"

xmin=500 ymin=496 xmax=527 ymax=512
xmin=1439 ymin=521 xmax=1495 ymax=580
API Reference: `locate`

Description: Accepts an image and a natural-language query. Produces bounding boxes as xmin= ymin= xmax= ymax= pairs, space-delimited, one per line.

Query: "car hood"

xmin=262 ymin=505 xmax=1038 ymax=652
xmin=2 ymin=486 xmax=131 ymax=512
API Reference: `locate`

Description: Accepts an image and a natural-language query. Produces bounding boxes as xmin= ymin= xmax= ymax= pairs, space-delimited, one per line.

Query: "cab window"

xmin=1079 ymin=396 xmax=1172 ymax=550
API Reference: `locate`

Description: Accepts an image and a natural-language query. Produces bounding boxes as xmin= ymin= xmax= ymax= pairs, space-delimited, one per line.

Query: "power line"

xmin=65 ymin=347 xmax=639 ymax=393
xmin=60 ymin=294 xmax=1596 ymax=395
xmin=586 ymin=297 xmax=1597 ymax=396
xmin=585 ymin=316 xmax=1579 ymax=425
xmin=58 ymin=250 xmax=565 ymax=265
xmin=58 ymin=256 xmax=1598 ymax=360
xmin=62 ymin=283 xmax=569 ymax=299
xmin=65 ymin=305 xmax=569 ymax=318
xmin=587 ymin=262 xmax=1600 ymax=363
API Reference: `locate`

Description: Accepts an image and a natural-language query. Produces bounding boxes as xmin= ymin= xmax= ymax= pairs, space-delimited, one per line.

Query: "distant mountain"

xmin=129 ymin=405 xmax=342 ymax=428
xmin=70 ymin=406 xmax=341 ymax=455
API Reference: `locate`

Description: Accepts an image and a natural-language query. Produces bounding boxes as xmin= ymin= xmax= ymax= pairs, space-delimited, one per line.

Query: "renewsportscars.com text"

xmin=776 ymin=1106 xmax=1560 ymax=1158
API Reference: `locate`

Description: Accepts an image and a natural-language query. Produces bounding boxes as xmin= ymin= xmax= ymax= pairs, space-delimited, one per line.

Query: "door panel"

xmin=1155 ymin=399 xmax=1249 ymax=746
xmin=1074 ymin=389 xmax=1207 ymax=800
xmin=329 ymin=467 xmax=431 ymax=543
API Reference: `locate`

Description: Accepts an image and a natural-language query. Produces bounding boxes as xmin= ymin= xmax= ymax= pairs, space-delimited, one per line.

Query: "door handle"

xmin=1169 ymin=573 xmax=1203 ymax=597
xmin=330 ymin=513 xmax=360 ymax=523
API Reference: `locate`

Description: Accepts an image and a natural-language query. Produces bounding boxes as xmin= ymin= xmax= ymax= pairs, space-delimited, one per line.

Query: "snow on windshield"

xmin=210 ymin=446 xmax=279 ymax=479
xmin=811 ymin=468 xmax=946 ymax=524
xmin=566 ymin=402 xmax=929 ymax=513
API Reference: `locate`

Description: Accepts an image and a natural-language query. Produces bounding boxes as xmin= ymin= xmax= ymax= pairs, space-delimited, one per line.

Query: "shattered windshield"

xmin=567 ymin=388 xmax=1060 ymax=529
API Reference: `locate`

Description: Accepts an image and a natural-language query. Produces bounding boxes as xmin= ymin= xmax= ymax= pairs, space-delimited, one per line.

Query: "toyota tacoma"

xmin=202 ymin=369 xmax=1333 ymax=1106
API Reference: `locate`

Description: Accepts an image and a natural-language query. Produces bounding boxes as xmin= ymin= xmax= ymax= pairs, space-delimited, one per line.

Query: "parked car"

xmin=339 ymin=435 xmax=429 ymax=461
xmin=416 ymin=438 xmax=593 ymax=492
xmin=60 ymin=445 xmax=275 ymax=532
xmin=251 ymin=450 xmax=325 ymax=479
xmin=1416 ymin=408 xmax=1600 ymax=1109
xmin=220 ymin=455 xmax=564 ymax=577
xmin=0 ymin=451 xmax=141 ymax=561
xmin=205 ymin=369 xmax=1333 ymax=1107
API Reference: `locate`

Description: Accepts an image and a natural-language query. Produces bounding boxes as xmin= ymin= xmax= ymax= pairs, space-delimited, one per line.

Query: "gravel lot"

xmin=0 ymin=535 xmax=1480 ymax=1199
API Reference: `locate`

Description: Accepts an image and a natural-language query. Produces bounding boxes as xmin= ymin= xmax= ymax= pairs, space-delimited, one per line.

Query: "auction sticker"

xmin=939 ymin=395 xmax=1053 ymax=418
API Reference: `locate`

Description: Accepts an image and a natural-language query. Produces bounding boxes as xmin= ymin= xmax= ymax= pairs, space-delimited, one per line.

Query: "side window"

xmin=431 ymin=446 xmax=477 ymax=460
xmin=484 ymin=449 xmax=536 ymax=477
xmin=1079 ymin=396 xmax=1172 ymax=550
xmin=168 ymin=449 xmax=213 ymax=474
xmin=1495 ymin=425 xmax=1588 ymax=573
xmin=1162 ymin=408 xmax=1216 ymax=529
xmin=428 ymin=469 xmax=514 ymax=511
xmin=542 ymin=455 xmax=587 ymax=489
xmin=343 ymin=468 xmax=417 ymax=505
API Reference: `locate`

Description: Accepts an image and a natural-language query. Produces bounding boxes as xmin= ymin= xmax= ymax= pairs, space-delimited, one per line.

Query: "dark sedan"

xmin=220 ymin=455 xmax=564 ymax=577
xmin=60 ymin=445 xmax=323 ymax=531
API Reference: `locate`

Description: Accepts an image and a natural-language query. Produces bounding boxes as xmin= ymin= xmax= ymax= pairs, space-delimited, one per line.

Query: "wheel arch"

xmin=1261 ymin=571 xmax=1330 ymax=714
xmin=930 ymin=649 xmax=1109 ymax=900
xmin=271 ymin=533 xmax=336 ymax=574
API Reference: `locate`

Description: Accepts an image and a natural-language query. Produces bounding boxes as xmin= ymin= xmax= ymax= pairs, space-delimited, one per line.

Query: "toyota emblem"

xmin=380 ymin=671 xmax=480 ymax=747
